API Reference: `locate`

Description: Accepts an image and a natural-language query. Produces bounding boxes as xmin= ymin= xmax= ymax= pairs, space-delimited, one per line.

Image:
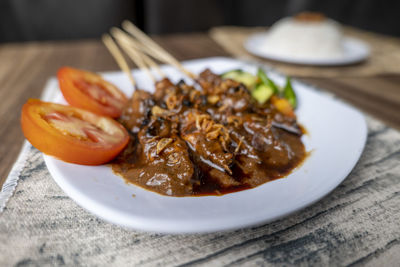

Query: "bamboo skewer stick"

xmin=121 ymin=20 xmax=197 ymax=79
xmin=114 ymin=28 xmax=174 ymax=69
xmin=111 ymin=29 xmax=157 ymax=83
xmin=102 ymin=34 xmax=136 ymax=87
xmin=104 ymin=21 xmax=193 ymax=87
xmin=140 ymin=51 xmax=166 ymax=79
xmin=111 ymin=28 xmax=165 ymax=79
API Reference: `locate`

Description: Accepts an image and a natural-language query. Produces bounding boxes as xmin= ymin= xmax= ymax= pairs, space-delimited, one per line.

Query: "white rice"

xmin=260 ymin=17 xmax=345 ymax=60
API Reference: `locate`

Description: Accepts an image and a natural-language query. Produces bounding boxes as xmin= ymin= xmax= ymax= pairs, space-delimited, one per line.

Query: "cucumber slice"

xmin=252 ymin=84 xmax=274 ymax=104
xmin=257 ymin=68 xmax=279 ymax=94
xmin=221 ymin=69 xmax=257 ymax=89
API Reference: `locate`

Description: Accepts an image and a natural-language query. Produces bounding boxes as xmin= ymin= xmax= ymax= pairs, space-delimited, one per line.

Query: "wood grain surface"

xmin=0 ymin=33 xmax=399 ymax=187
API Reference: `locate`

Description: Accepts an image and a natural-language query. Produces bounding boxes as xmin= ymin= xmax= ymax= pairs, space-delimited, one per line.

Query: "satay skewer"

xmin=111 ymin=27 xmax=165 ymax=79
xmin=111 ymin=29 xmax=157 ymax=83
xmin=121 ymin=20 xmax=197 ymax=79
xmin=102 ymin=34 xmax=136 ymax=88
xmin=104 ymin=22 xmax=194 ymax=87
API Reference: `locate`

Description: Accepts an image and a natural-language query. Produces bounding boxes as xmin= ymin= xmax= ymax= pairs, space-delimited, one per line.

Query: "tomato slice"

xmin=58 ymin=67 xmax=128 ymax=118
xmin=21 ymin=99 xmax=130 ymax=165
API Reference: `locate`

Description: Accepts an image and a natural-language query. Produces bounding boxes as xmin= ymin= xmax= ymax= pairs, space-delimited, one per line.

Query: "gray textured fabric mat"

xmin=1 ymin=115 xmax=399 ymax=266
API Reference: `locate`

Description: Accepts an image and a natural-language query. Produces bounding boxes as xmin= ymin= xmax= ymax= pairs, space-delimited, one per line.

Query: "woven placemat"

xmin=1 ymin=74 xmax=400 ymax=266
xmin=210 ymin=26 xmax=400 ymax=77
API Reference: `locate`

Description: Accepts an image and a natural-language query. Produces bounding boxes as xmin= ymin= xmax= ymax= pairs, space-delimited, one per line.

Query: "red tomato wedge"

xmin=21 ymin=99 xmax=129 ymax=165
xmin=58 ymin=67 xmax=128 ymax=118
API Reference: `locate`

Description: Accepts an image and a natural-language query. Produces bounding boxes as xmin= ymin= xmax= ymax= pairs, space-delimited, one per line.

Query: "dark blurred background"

xmin=1 ymin=0 xmax=399 ymax=43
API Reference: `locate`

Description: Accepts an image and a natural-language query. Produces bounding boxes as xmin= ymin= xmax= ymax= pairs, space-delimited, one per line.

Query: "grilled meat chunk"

xmin=119 ymin=89 xmax=154 ymax=133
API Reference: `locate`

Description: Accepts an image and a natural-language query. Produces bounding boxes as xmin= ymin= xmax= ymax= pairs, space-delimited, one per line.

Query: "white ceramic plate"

xmin=43 ymin=57 xmax=367 ymax=233
xmin=245 ymin=33 xmax=370 ymax=66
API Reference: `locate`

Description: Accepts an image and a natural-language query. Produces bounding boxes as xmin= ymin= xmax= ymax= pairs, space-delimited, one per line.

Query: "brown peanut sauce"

xmin=111 ymin=69 xmax=306 ymax=197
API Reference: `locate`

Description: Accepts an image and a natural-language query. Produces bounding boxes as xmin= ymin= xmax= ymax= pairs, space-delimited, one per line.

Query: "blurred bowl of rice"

xmin=245 ymin=12 xmax=370 ymax=65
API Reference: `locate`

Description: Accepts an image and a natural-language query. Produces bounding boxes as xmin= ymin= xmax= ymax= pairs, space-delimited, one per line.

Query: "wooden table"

xmin=1 ymin=33 xmax=399 ymax=187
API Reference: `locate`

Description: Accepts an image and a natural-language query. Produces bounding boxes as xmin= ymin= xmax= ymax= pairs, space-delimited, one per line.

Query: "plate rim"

xmin=244 ymin=32 xmax=370 ymax=66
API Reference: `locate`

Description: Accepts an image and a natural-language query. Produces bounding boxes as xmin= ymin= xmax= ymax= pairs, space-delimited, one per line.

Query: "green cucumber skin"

xmin=284 ymin=77 xmax=297 ymax=108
